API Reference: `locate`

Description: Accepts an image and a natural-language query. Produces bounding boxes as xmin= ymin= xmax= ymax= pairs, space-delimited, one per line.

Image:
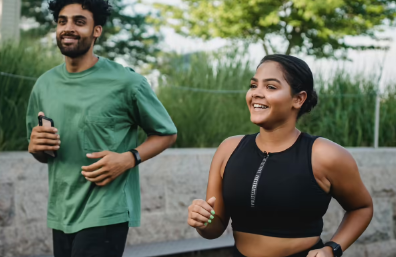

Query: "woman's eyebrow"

xmin=250 ymin=77 xmax=281 ymax=84
xmin=263 ymin=78 xmax=281 ymax=84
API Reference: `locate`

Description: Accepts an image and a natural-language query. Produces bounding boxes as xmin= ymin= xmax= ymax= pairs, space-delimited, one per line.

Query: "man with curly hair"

xmin=26 ymin=1 xmax=177 ymax=256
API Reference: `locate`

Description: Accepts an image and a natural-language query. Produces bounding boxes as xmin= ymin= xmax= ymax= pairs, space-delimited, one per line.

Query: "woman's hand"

xmin=307 ymin=247 xmax=334 ymax=257
xmin=187 ymin=197 xmax=216 ymax=229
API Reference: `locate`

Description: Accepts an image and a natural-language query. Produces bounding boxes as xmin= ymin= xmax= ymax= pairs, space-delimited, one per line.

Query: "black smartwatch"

xmin=324 ymin=241 xmax=343 ymax=257
xmin=128 ymin=149 xmax=141 ymax=166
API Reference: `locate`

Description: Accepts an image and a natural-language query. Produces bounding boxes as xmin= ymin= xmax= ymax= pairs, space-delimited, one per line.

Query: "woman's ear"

xmin=293 ymin=91 xmax=307 ymax=109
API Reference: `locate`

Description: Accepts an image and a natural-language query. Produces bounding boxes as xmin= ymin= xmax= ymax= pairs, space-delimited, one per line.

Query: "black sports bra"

xmin=222 ymin=133 xmax=331 ymax=238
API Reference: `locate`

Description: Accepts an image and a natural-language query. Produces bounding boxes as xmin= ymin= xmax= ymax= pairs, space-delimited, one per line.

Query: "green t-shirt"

xmin=26 ymin=57 xmax=177 ymax=233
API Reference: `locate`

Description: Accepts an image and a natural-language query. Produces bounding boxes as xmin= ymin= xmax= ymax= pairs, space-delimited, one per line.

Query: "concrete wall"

xmin=0 ymin=0 xmax=21 ymax=42
xmin=0 ymin=148 xmax=395 ymax=257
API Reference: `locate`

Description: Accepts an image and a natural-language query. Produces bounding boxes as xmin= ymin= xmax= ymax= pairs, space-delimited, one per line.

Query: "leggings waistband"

xmin=233 ymin=239 xmax=324 ymax=257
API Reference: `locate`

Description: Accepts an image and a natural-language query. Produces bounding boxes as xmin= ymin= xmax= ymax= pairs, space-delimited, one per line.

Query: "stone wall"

xmin=0 ymin=148 xmax=395 ymax=257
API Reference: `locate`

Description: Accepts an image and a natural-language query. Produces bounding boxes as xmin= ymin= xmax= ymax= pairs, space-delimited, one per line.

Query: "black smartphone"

xmin=38 ymin=115 xmax=57 ymax=158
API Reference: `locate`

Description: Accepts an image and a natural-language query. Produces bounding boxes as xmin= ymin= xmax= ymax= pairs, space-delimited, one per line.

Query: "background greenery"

xmin=1 ymin=0 xmax=395 ymax=151
xmin=155 ymin=0 xmax=396 ymax=58
xmin=157 ymin=50 xmax=396 ymax=148
xmin=0 ymin=42 xmax=63 ymax=151
xmin=1 ymin=43 xmax=394 ymax=151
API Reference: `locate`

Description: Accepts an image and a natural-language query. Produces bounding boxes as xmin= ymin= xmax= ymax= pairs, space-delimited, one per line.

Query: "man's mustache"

xmin=59 ymin=32 xmax=81 ymax=39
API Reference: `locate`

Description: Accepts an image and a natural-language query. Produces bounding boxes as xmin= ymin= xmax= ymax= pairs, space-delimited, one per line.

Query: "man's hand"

xmin=307 ymin=247 xmax=334 ymax=257
xmin=81 ymin=151 xmax=135 ymax=186
xmin=28 ymin=112 xmax=60 ymax=154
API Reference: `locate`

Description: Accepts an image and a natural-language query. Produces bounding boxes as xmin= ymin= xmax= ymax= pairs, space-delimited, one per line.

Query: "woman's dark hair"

xmin=257 ymin=54 xmax=318 ymax=118
xmin=48 ymin=0 xmax=112 ymax=26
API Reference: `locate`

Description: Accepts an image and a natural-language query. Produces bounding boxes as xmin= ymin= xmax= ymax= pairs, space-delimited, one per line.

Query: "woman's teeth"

xmin=253 ymin=104 xmax=268 ymax=109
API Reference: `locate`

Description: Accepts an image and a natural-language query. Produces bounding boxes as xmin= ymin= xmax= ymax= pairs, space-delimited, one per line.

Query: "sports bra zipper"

xmin=250 ymin=151 xmax=269 ymax=208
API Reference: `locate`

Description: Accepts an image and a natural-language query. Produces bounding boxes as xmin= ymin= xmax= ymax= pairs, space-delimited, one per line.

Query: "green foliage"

xmin=156 ymin=50 xmax=257 ymax=147
xmin=1 ymin=45 xmax=395 ymax=151
xmin=94 ymin=0 xmax=161 ymax=66
xmin=21 ymin=0 xmax=53 ymax=39
xmin=0 ymin=42 xmax=63 ymax=151
xmin=21 ymin=0 xmax=161 ymax=66
xmin=299 ymin=72 xmax=378 ymax=147
xmin=379 ymin=85 xmax=396 ymax=146
xmin=155 ymin=0 xmax=396 ymax=58
xmin=157 ymin=51 xmax=396 ymax=147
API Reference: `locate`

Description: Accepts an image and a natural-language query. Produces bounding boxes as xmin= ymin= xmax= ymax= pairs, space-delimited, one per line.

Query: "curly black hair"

xmin=48 ymin=0 xmax=112 ymax=26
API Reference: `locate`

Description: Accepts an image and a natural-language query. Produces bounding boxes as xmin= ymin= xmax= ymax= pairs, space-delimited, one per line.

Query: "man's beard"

xmin=56 ymin=33 xmax=94 ymax=58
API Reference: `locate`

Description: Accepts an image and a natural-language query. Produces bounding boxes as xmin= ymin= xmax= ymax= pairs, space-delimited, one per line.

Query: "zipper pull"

xmin=263 ymin=151 xmax=268 ymax=158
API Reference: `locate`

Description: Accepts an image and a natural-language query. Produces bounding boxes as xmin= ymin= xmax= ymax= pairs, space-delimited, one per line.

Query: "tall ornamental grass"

xmin=157 ymin=51 xmax=396 ymax=148
xmin=0 ymin=41 xmax=62 ymax=151
xmin=1 ymin=44 xmax=395 ymax=151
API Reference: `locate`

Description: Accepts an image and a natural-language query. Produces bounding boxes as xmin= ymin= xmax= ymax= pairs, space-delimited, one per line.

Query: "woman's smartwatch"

xmin=128 ymin=149 xmax=141 ymax=166
xmin=324 ymin=241 xmax=343 ymax=257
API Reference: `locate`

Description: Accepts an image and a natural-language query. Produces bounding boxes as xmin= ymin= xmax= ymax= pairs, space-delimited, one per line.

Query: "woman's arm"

xmin=187 ymin=136 xmax=244 ymax=239
xmin=308 ymin=138 xmax=373 ymax=256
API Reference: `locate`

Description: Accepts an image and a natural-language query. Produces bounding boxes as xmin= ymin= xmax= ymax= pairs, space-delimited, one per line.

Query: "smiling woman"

xmin=246 ymin=56 xmax=318 ymax=132
xmin=187 ymin=54 xmax=373 ymax=257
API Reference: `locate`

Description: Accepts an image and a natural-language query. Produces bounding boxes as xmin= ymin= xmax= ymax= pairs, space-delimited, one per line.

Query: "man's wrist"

xmin=122 ymin=152 xmax=136 ymax=169
xmin=128 ymin=149 xmax=142 ymax=166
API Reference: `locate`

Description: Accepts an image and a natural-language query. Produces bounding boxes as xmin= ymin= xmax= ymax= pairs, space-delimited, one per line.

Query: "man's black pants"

xmin=52 ymin=222 xmax=129 ymax=257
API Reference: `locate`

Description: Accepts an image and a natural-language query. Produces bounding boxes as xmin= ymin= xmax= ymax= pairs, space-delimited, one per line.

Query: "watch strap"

xmin=129 ymin=149 xmax=141 ymax=166
xmin=324 ymin=241 xmax=343 ymax=257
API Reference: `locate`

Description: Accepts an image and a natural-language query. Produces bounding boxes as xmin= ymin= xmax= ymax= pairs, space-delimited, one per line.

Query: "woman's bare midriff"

xmin=234 ymin=231 xmax=320 ymax=257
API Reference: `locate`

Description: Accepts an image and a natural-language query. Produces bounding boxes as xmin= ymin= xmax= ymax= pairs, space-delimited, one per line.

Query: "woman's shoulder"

xmin=217 ymin=135 xmax=245 ymax=154
xmin=302 ymin=132 xmax=347 ymax=154
xmin=221 ymin=135 xmax=245 ymax=145
xmin=215 ymin=134 xmax=255 ymax=162
xmin=312 ymin=137 xmax=357 ymax=173
xmin=218 ymin=133 xmax=257 ymax=152
xmin=215 ymin=135 xmax=248 ymax=177
xmin=312 ymin=137 xmax=348 ymax=155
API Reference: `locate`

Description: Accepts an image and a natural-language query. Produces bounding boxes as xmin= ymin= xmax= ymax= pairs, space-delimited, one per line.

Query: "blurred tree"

xmin=21 ymin=0 xmax=52 ymax=39
xmin=154 ymin=0 xmax=396 ymax=59
xmin=21 ymin=0 xmax=161 ymax=66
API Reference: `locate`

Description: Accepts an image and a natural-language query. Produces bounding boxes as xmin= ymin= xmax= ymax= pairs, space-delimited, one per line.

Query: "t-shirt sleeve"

xmin=26 ymin=85 xmax=40 ymax=143
xmin=131 ymin=77 xmax=177 ymax=136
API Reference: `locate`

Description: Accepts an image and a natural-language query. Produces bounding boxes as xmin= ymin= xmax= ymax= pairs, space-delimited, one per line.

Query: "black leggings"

xmin=52 ymin=222 xmax=129 ymax=257
xmin=233 ymin=239 xmax=324 ymax=257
